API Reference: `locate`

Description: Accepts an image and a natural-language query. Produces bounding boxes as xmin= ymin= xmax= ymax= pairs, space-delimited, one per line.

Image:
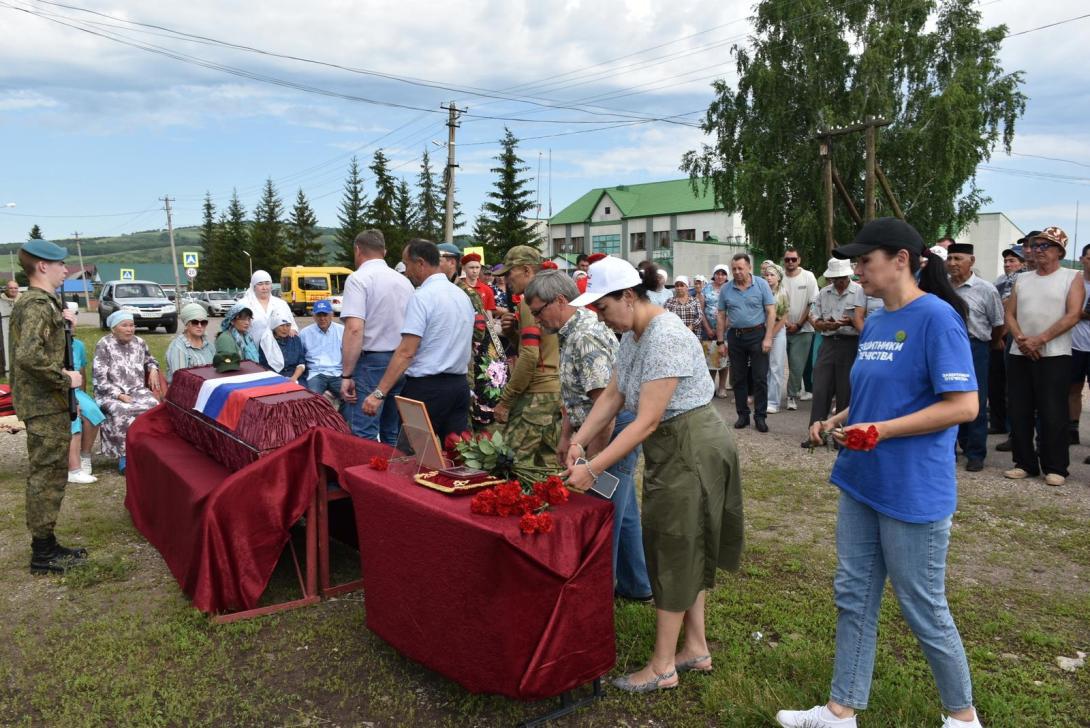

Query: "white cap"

xmin=822 ymin=257 xmax=854 ymax=279
xmin=570 ymin=256 xmax=642 ymax=307
xmin=928 ymin=244 xmax=948 ymax=261
xmin=395 ymin=261 xmax=406 ymax=273
xmin=272 ymin=313 xmax=294 ymax=328
xmin=572 ymin=270 xmax=588 ymax=279
xmin=673 ymin=275 xmax=690 ymax=286
xmin=693 ymin=274 xmax=708 ymax=283
xmin=712 ymin=264 xmax=730 ymax=275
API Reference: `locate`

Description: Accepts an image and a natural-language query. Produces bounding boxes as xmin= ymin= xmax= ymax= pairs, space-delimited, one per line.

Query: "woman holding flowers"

xmin=777 ymin=218 xmax=983 ymax=728
xmin=564 ymin=257 xmax=744 ymax=693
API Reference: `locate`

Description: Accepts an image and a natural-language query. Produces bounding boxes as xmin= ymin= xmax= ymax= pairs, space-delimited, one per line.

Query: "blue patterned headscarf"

xmin=220 ymin=303 xmax=259 ymax=362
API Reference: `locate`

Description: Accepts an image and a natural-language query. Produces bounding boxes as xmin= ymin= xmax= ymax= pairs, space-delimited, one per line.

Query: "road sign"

xmin=120 ymin=268 xmax=135 ymax=280
xmin=185 ymin=267 xmax=197 ymax=280
xmin=182 ymin=252 xmax=199 ymax=268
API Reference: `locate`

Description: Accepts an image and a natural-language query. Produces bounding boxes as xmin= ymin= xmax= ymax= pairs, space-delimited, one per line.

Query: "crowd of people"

xmin=6 ymin=217 xmax=1087 ymax=727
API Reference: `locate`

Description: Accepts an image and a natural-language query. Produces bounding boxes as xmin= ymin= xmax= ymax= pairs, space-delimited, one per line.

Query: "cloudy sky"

xmin=1 ymin=0 xmax=1088 ymax=253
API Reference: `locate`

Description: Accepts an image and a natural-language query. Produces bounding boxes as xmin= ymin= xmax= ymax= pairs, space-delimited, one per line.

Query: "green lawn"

xmin=0 ymin=328 xmax=1086 ymax=726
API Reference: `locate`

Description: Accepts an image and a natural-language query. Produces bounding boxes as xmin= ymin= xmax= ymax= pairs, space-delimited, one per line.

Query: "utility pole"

xmin=441 ymin=102 xmax=465 ymax=244
xmin=160 ymin=196 xmax=182 ymax=298
xmin=72 ymin=231 xmax=91 ymax=310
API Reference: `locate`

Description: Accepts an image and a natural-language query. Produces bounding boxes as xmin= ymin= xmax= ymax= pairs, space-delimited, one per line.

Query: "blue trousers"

xmin=605 ymin=410 xmax=652 ymax=599
xmin=956 ymin=339 xmax=990 ymax=462
xmin=831 ymin=493 xmax=973 ymax=712
xmin=344 ymin=351 xmax=403 ymax=444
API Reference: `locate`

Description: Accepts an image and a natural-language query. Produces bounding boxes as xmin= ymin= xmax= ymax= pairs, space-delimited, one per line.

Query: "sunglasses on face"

xmin=784 ymin=257 xmax=798 ymax=262
xmin=529 ymin=298 xmax=555 ymax=318
xmin=1031 ymin=243 xmax=1056 ymax=251
xmin=188 ymin=319 xmax=209 ymax=326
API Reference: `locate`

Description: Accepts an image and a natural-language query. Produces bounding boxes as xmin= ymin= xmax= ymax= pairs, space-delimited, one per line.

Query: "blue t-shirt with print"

xmin=830 ymin=294 xmax=976 ymax=523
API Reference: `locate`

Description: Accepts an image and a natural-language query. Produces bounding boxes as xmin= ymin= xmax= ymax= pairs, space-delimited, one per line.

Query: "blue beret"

xmin=312 ymin=299 xmax=333 ymax=314
xmin=437 ymin=242 xmax=461 ymax=256
xmin=21 ymin=239 xmax=67 ymax=261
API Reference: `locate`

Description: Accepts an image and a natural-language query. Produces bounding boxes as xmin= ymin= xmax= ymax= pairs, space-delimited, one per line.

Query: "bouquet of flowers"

xmin=445 ymin=429 xmax=555 ymax=489
xmin=469 ymin=474 xmax=570 ymax=535
xmin=477 ymin=358 xmax=508 ymax=401
xmin=808 ymin=424 xmax=880 ymax=452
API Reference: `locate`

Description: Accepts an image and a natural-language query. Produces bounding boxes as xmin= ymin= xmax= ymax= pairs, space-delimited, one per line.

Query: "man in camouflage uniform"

xmin=10 ymin=239 xmax=88 ymax=574
xmin=524 ymin=269 xmax=652 ymax=601
xmin=493 ymin=246 xmax=561 ymax=468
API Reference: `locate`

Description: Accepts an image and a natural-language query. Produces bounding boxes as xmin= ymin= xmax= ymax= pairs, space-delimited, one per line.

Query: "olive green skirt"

xmin=642 ymin=404 xmax=744 ymax=612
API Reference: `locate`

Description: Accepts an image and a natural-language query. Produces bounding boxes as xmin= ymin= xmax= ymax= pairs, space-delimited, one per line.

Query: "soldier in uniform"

xmin=493 ymin=246 xmax=561 ymax=467
xmin=10 ymin=239 xmax=87 ymax=574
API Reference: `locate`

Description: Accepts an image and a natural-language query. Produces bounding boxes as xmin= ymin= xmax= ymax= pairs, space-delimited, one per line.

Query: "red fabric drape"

xmin=125 ymin=405 xmax=389 ymax=613
xmin=341 ymin=464 xmax=616 ymax=701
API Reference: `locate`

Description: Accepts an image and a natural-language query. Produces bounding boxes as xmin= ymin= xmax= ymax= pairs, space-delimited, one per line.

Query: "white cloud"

xmin=561 ymin=125 xmax=706 ymax=178
xmin=0 ymin=90 xmax=58 ymax=111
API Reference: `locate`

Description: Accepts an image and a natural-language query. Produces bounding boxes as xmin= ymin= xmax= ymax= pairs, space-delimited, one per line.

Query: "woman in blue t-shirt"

xmin=777 ymin=219 xmax=984 ymax=728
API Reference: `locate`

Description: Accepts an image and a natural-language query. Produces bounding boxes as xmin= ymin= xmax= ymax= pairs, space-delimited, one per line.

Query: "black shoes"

xmin=734 ymin=415 xmax=750 ymax=429
xmin=995 ymin=438 xmax=1012 ymax=452
xmin=966 ymin=459 xmax=984 ymax=472
xmin=754 ymin=417 xmax=769 ymax=433
xmin=30 ymin=535 xmax=88 ymax=575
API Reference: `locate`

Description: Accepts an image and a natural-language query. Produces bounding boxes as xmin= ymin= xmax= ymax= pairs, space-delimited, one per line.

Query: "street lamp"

xmin=242 ymin=250 xmax=252 ymax=279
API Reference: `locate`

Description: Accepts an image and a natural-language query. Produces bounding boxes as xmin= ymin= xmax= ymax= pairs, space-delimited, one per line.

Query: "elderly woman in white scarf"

xmin=239 ymin=270 xmax=297 ymax=346
xmin=93 ymin=311 xmax=163 ymax=473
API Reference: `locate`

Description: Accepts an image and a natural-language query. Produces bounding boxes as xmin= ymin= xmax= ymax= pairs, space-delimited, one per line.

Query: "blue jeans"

xmin=831 ymin=493 xmax=973 ymax=712
xmin=306 ymin=373 xmax=343 ymax=399
xmin=345 ymin=351 xmax=403 ymax=443
xmin=957 ymin=339 xmax=989 ymax=462
xmin=606 ymin=410 xmax=652 ymax=599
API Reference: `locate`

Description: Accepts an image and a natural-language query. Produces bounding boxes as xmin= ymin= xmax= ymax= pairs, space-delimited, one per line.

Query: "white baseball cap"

xmin=822 ymin=257 xmax=854 ymax=279
xmin=693 ymin=274 xmax=708 ymax=283
xmin=570 ymin=256 xmax=642 ymax=307
xmin=928 ymin=244 xmax=948 ymax=261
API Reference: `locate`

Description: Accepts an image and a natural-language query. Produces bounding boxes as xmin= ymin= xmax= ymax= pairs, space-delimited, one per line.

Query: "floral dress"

xmin=93 ymin=334 xmax=160 ymax=458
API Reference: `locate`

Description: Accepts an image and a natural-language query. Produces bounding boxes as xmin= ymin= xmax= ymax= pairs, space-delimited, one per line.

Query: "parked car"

xmin=327 ymin=294 xmax=343 ymax=315
xmin=192 ymin=290 xmax=235 ymax=316
xmin=98 ymin=280 xmax=178 ymax=333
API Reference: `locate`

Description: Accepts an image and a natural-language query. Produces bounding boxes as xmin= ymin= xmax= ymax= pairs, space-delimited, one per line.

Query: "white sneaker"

xmin=767 ymin=405 xmax=780 ymax=414
xmin=942 ymin=714 xmax=983 ymax=728
xmin=68 ymin=470 xmax=97 ymax=484
xmin=80 ymin=456 xmax=93 ymax=476
xmin=776 ymin=705 xmax=856 ymax=727
xmin=799 ymin=391 xmax=813 ymax=401
xmin=787 ymin=397 xmax=798 ymax=411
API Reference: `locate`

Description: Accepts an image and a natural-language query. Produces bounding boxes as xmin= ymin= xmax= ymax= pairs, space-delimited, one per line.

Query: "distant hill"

xmin=1 ymin=226 xmax=343 ymax=265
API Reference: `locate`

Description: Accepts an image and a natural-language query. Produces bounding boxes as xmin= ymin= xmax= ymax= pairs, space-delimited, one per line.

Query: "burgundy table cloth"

xmin=125 ymin=404 xmax=387 ymax=613
xmin=341 ymin=464 xmax=616 ymax=701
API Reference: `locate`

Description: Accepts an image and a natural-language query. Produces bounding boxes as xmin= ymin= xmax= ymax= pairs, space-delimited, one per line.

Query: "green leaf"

xmin=478 ymin=438 xmax=495 ymax=455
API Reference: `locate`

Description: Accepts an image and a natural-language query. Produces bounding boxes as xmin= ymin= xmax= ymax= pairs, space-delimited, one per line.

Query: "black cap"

xmin=832 ymin=217 xmax=925 ymax=259
xmin=948 ymin=243 xmax=974 ymax=256
xmin=1015 ymin=230 xmax=1042 ymax=246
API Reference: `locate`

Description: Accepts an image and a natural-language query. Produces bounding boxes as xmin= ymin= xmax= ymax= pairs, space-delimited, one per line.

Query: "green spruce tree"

xmin=416 ymin=148 xmax=443 ymax=240
xmin=472 ymin=205 xmax=494 ymax=248
xmin=388 ymin=177 xmax=417 ymax=264
xmin=366 ymin=150 xmax=398 ymax=230
xmin=28 ymin=225 xmax=44 ymax=240
xmin=286 ymin=188 xmax=324 ymax=266
xmin=221 ymin=190 xmax=250 ymax=288
xmin=335 ymin=156 xmax=368 ymax=267
xmin=681 ymin=0 xmax=1026 ymax=261
xmin=194 ymin=192 xmax=219 ymax=290
xmin=250 ymin=177 xmax=286 ymax=276
xmin=482 ymin=128 xmax=537 ymax=262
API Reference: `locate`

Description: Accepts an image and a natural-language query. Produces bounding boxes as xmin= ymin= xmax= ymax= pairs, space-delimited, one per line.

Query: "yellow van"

xmin=280 ymin=266 xmax=353 ymax=315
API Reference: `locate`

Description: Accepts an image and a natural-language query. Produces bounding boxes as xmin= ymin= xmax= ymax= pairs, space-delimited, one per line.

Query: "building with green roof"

xmin=547 ymin=178 xmax=747 ymax=275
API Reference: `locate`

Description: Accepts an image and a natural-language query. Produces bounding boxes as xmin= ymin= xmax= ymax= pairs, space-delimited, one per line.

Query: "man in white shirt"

xmin=781 ymin=247 xmax=818 ymax=410
xmin=339 ymin=229 xmax=414 ymax=442
xmin=299 ymin=299 xmax=344 ymax=403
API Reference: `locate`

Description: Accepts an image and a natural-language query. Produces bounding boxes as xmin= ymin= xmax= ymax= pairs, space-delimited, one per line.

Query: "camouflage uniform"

xmin=499 ymin=298 xmax=561 ymax=468
xmin=10 ymin=287 xmax=71 ymax=539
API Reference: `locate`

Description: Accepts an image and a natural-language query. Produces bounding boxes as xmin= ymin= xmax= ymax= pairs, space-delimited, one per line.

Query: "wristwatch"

xmin=371 ymin=388 xmax=385 ymax=400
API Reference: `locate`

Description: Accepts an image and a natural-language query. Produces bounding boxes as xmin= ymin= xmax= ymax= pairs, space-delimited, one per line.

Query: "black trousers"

xmin=727 ymin=326 xmax=769 ymax=417
xmin=400 ymin=373 xmax=470 ymax=444
xmin=987 ymin=347 xmax=1008 ymax=431
xmin=809 ymin=335 xmax=859 ymax=425
xmin=1007 ymin=355 xmax=1070 ymax=477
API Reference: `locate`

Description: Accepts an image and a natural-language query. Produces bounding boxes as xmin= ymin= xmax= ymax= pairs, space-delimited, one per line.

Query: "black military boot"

xmin=30 ymin=535 xmax=88 ymax=575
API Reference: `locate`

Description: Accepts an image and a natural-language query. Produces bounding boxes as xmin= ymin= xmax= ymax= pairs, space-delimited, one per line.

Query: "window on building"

xmin=630 ymin=231 xmax=646 ymax=250
xmin=677 ymin=229 xmax=696 ymax=241
xmin=570 ymin=236 xmax=584 ymax=252
xmin=604 ymin=206 xmax=611 ymax=214
xmin=655 ymin=231 xmax=671 ymax=249
xmin=591 ymin=234 xmax=620 ymax=255
xmin=552 ymin=237 xmax=567 ymax=255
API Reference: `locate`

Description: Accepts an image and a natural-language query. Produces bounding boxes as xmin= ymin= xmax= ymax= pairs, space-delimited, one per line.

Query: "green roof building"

xmin=547 ymin=178 xmax=747 ymax=276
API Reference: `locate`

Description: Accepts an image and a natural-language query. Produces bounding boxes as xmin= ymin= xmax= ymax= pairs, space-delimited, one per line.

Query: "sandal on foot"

xmin=675 ymin=655 xmax=713 ymax=673
xmin=611 ymin=669 xmax=678 ymax=693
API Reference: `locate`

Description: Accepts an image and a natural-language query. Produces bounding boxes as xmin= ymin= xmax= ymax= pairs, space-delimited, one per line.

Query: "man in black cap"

xmin=10 ymin=239 xmax=87 ymax=574
xmin=946 ymin=243 xmax=1004 ymax=471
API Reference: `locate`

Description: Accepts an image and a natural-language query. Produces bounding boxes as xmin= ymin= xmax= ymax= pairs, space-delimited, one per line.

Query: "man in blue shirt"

xmin=362 ymin=239 xmax=476 ymax=442
xmin=299 ymin=299 xmax=344 ymax=404
xmin=716 ymin=253 xmax=776 ymax=431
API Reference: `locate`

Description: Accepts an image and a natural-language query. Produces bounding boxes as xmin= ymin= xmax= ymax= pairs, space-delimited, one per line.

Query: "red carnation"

xmin=545 ymin=483 xmax=569 ymax=506
xmin=369 ymin=456 xmax=389 ymax=471
xmin=843 ymin=425 xmax=880 ymax=452
xmin=443 ymin=432 xmax=464 ymax=451
xmin=495 ymin=482 xmax=522 ymax=506
xmin=535 ymin=512 xmax=554 ymax=533
xmin=470 ymin=489 xmax=497 ymax=515
xmin=519 ymin=494 xmax=545 ymax=514
xmin=519 ymin=513 xmax=538 ymax=534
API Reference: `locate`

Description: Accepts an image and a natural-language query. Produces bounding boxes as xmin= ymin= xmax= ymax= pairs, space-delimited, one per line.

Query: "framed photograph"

xmin=393 ymin=395 xmax=446 ymax=470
